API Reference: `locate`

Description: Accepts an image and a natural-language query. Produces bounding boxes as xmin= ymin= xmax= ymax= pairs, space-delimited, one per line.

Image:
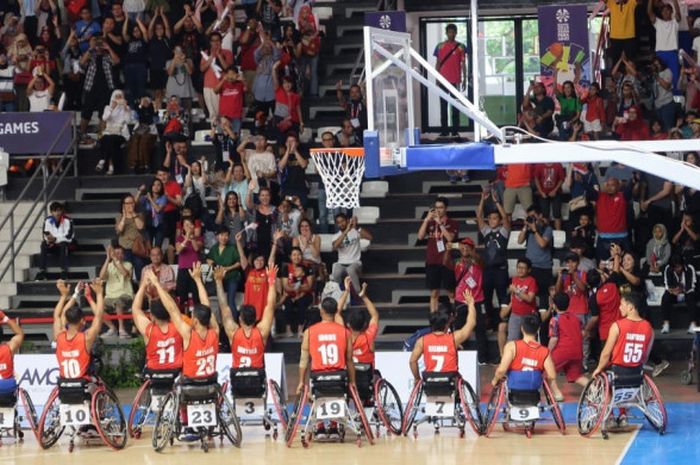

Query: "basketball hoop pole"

xmin=471 ymin=0 xmax=481 ymax=142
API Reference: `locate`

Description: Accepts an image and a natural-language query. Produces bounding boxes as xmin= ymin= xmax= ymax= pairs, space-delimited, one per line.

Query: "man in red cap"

xmin=446 ymin=236 xmax=490 ymax=363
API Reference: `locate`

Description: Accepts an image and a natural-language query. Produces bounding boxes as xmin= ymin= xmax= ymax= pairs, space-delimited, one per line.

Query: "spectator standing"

xmin=246 ymin=186 xmax=277 ymax=260
xmin=533 ymin=162 xmax=565 ymax=230
xmin=581 ymin=83 xmax=605 ymax=139
xmin=417 ymin=197 xmax=459 ymax=313
xmin=141 ymin=246 xmax=176 ymax=300
xmin=26 ymin=69 xmax=54 ymax=112
xmin=547 ymin=292 xmax=587 ymax=399
xmin=239 ymin=135 xmax=277 ymax=194
xmin=606 ymin=0 xmax=638 ymax=64
xmin=78 ymin=36 xmax=119 ymax=142
xmin=331 ymin=213 xmax=372 ymax=294
xmin=336 ymin=80 xmax=367 ymax=136
xmin=661 ymin=254 xmax=698 ymax=333
xmin=650 ymin=56 xmax=676 ymax=130
xmin=587 ymin=177 xmax=634 ymax=260
xmin=585 ymin=269 xmax=622 ymax=345
xmin=0 ymin=53 xmax=16 ymax=112
xmin=502 ymin=258 xmax=538 ymax=342
xmin=239 ymin=17 xmax=261 ymax=107
xmin=201 ymin=32 xmax=233 ymax=125
xmin=216 ymin=191 xmax=246 ymax=242
xmin=97 ymin=89 xmax=132 ymax=175
xmin=523 ymin=82 xmax=555 ymax=137
xmin=206 ymin=226 xmax=244 ymax=316
xmin=433 ymin=23 xmax=466 ymax=136
xmin=37 ymin=202 xmax=74 ymax=281
xmin=215 ymin=66 xmax=246 ymax=139
xmin=175 ymin=217 xmax=203 ymax=307
xmin=243 ymin=250 xmax=274 ymax=323
xmin=502 ymin=163 xmax=533 ymax=221
xmin=115 ymin=194 xmax=146 ymax=279
xmin=293 ymin=218 xmax=322 ymax=268
xmin=121 ymin=15 xmax=149 ymax=104
xmin=137 ymin=179 xmax=167 ymax=248
xmin=518 ymin=204 xmax=553 ymax=310
xmin=165 ymin=46 xmax=195 ymax=109
xmin=252 ymin=29 xmax=280 ymax=121
xmin=155 ymin=167 xmax=183 ymax=262
xmin=555 ymin=252 xmax=589 ymax=360
xmin=222 ymin=162 xmax=250 ymax=210
xmin=272 ymin=64 xmax=304 ymax=141
xmin=146 ymin=8 xmax=172 ymax=110
xmin=648 ymin=0 xmax=681 ymax=94
xmin=640 ymin=173 xmax=674 ymax=242
xmin=280 ymin=246 xmax=315 ymax=337
xmin=99 ymin=244 xmax=134 ymax=338
xmin=296 ymin=4 xmax=320 ymax=97
xmin=75 ymin=7 xmax=101 ymax=53
xmin=278 ymin=135 xmax=309 ymax=203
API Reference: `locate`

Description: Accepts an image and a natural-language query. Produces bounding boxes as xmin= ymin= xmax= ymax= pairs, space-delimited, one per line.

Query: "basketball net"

xmin=310 ymin=148 xmax=365 ymax=209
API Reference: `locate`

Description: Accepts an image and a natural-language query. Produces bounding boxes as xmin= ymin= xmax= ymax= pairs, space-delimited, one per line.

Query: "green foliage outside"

xmin=100 ymin=337 xmax=146 ymax=388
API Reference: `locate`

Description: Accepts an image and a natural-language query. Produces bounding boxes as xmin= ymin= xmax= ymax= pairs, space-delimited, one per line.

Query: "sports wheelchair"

xmin=577 ymin=366 xmax=667 ymax=439
xmin=128 ymin=369 xmax=180 ymax=438
xmin=152 ymin=376 xmax=242 ymax=452
xmin=223 ymin=368 xmax=288 ymax=439
xmin=401 ymin=372 xmax=483 ymax=438
xmin=37 ymin=377 xmax=127 ymax=452
xmin=285 ymin=370 xmax=375 ymax=448
xmin=0 ymin=383 xmax=38 ymax=444
xmin=351 ymin=363 xmax=403 ymax=437
xmin=483 ymin=375 xmax=565 ymax=438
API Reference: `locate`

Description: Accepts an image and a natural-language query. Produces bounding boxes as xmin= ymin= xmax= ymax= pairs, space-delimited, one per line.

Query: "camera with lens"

xmin=526 ymin=215 xmax=535 ymax=224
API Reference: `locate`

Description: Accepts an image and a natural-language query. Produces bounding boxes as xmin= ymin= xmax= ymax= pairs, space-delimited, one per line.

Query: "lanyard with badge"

xmin=435 ymin=221 xmax=445 ymax=253
xmin=350 ymin=102 xmax=362 ymax=129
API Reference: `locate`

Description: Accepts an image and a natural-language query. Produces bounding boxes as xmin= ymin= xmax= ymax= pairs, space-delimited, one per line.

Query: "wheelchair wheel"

xmin=128 ymin=380 xmax=152 ymax=438
xmin=37 ymin=386 xmax=64 ymax=449
xmin=152 ymin=391 xmax=177 ymax=452
xmin=349 ymin=384 xmax=374 ymax=444
xmin=92 ymin=387 xmax=128 ymax=450
xmin=218 ymin=386 xmax=243 ymax=447
xmin=680 ymin=369 xmax=693 ymax=385
xmin=483 ymin=381 xmax=505 ymax=437
xmin=18 ymin=388 xmax=39 ymax=442
xmin=373 ymin=378 xmax=403 ymax=436
xmin=542 ymin=381 xmax=566 ymax=434
xmin=285 ymin=385 xmax=308 ymax=448
xmin=457 ymin=378 xmax=484 ymax=435
xmin=577 ymin=373 xmax=610 ymax=437
xmin=401 ymin=381 xmax=423 ymax=436
xmin=268 ymin=379 xmax=289 ymax=432
xmin=640 ymin=374 xmax=668 ymax=434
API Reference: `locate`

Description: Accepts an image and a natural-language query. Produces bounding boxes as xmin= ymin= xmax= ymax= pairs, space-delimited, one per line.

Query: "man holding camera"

xmin=517 ymin=205 xmax=553 ymax=312
xmin=418 ymin=197 xmax=459 ymax=313
xmin=79 ymin=35 xmax=119 ymax=141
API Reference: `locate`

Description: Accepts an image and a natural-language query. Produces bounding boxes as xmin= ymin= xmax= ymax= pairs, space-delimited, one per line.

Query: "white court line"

xmin=614 ymin=425 xmax=641 ymax=465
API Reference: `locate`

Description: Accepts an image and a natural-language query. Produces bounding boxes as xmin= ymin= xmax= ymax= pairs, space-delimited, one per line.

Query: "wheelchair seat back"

xmin=58 ymin=378 xmax=90 ymax=404
xmin=145 ymin=369 xmax=180 ymax=395
xmin=353 ymin=364 xmax=374 ymax=402
xmin=310 ymin=371 xmax=348 ymax=398
xmin=422 ymin=371 xmax=457 ymax=397
xmin=611 ymin=365 xmax=643 ymax=388
xmin=507 ymin=370 xmax=543 ymax=392
xmin=0 ymin=392 xmax=16 ymax=408
xmin=508 ymin=389 xmax=541 ymax=407
xmin=230 ymin=368 xmax=266 ymax=398
xmin=179 ymin=376 xmax=219 ymax=404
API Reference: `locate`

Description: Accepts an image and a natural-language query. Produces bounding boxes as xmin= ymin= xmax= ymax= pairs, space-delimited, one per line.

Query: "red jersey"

xmin=509 ymin=340 xmax=549 ymax=372
xmin=275 ymin=88 xmax=301 ymax=123
xmin=594 ymin=282 xmax=621 ymax=340
xmin=285 ymin=263 xmax=312 ymax=298
xmin=595 ymin=192 xmax=628 ymax=234
xmin=231 ymin=327 xmax=265 ymax=369
xmin=561 ymin=270 xmax=588 ymax=315
xmin=243 ymin=268 xmax=269 ymax=321
xmin=455 ymin=261 xmax=484 ymax=303
xmin=433 ymin=40 xmax=466 ymax=84
xmin=182 ymin=329 xmax=219 ymax=379
xmin=425 ymin=217 xmax=459 ymax=266
xmin=611 ymin=318 xmax=653 ymax=368
xmin=145 ymin=322 xmax=183 ymax=370
xmin=163 ymin=180 xmax=182 ymax=213
xmin=352 ymin=323 xmax=378 ymax=365
xmin=422 ymin=332 xmax=458 ymax=373
xmin=511 ymin=276 xmax=538 ymax=316
xmin=549 ymin=312 xmax=583 ymax=361
xmin=308 ymin=321 xmax=348 ymax=372
xmin=533 ymin=163 xmax=565 ymax=194
xmin=0 ymin=344 xmax=13 ymax=380
xmin=55 ymin=332 xmax=91 ymax=379
xmin=219 ymin=80 xmax=245 ymax=119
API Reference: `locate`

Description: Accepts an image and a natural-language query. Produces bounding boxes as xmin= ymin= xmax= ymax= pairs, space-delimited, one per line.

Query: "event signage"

xmin=365 ymin=11 xmax=407 ymax=32
xmin=0 ymin=111 xmax=72 ymax=155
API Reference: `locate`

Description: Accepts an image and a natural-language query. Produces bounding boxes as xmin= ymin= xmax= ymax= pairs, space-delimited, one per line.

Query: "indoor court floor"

xmin=0 ymin=366 xmax=697 ymax=465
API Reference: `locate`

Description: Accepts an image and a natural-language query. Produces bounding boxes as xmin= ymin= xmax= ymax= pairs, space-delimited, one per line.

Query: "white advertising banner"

xmin=375 ymin=351 xmax=479 ymax=403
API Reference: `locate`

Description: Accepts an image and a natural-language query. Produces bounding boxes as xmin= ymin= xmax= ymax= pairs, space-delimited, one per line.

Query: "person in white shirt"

xmin=26 ymin=69 xmax=55 ymax=112
xmin=331 ymin=213 xmax=373 ymax=294
xmin=37 ymin=202 xmax=74 ymax=281
xmin=648 ymin=0 xmax=681 ymax=93
xmin=237 ymin=134 xmax=277 ymax=194
xmin=97 ymin=89 xmax=133 ymax=175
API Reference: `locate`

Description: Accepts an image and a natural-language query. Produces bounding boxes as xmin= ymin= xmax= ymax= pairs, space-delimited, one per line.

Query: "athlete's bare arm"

xmin=593 ymin=322 xmax=619 ymax=377
xmin=258 ymin=265 xmax=279 ymax=342
xmin=297 ymin=329 xmax=310 ymax=394
xmin=190 ymin=262 xmax=219 ymax=335
xmin=214 ymin=266 xmax=238 ymax=340
xmin=543 ymin=354 xmax=558 ymax=382
xmin=336 ymin=276 xmax=352 ymax=320
xmin=131 ymin=278 xmax=152 ymax=337
xmin=453 ymin=289 xmax=477 ymax=346
xmin=1 ymin=311 xmax=24 ymax=354
xmin=492 ymin=341 xmax=516 ymax=386
xmin=84 ymin=278 xmax=105 ymax=352
xmin=146 ymin=269 xmax=191 ymax=347
xmin=53 ymin=280 xmax=72 ymax=338
xmin=409 ymin=337 xmax=424 ymax=382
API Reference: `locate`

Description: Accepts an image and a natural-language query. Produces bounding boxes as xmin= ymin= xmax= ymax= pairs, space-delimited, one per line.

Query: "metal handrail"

xmin=0 ymin=118 xmax=76 ymax=284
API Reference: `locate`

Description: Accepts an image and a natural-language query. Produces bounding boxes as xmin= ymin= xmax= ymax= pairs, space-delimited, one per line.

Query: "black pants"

xmin=482 ymin=266 xmax=509 ymax=330
xmin=661 ymin=291 xmax=699 ymax=324
xmin=608 ymin=39 xmax=637 ymax=68
xmin=438 ymin=82 xmax=461 ymax=134
xmin=176 ymin=269 xmax=200 ymax=310
xmin=284 ymin=294 xmax=313 ymax=333
xmin=40 ymin=242 xmax=69 ymax=271
xmin=162 ymin=210 xmax=180 ymax=246
xmin=456 ymin=301 xmax=489 ymax=363
xmin=100 ymin=134 xmax=125 ymax=170
xmin=530 ymin=267 xmax=553 ymax=311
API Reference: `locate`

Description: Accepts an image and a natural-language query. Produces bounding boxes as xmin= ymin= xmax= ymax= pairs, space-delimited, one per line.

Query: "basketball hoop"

xmin=310 ymin=147 xmax=365 ymax=209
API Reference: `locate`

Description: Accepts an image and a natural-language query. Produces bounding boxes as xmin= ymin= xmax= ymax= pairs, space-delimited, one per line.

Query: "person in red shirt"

xmin=279 ymin=248 xmax=315 ymax=338
xmin=548 ymin=293 xmax=588 ymax=400
xmin=201 ymin=32 xmax=233 ymax=128
xmin=555 ymin=253 xmax=589 ymax=356
xmin=0 ymin=310 xmax=23 ymax=393
xmin=581 ymin=82 xmax=605 ymax=140
xmin=53 ymin=279 xmax=105 ymax=380
xmin=336 ymin=278 xmax=380 ymax=366
xmin=585 ymin=269 xmax=621 ymax=345
xmin=613 ymin=105 xmax=650 ymax=141
xmin=297 ymin=297 xmax=355 ymax=394
xmin=433 ymin=23 xmax=466 ymax=136
xmin=502 ymin=258 xmax=538 ymax=342
xmin=272 ymin=65 xmax=304 ymax=140
xmin=146 ymin=263 xmax=219 ymax=381
xmin=503 ymin=163 xmax=533 ymax=221
xmin=492 ymin=314 xmax=559 ymax=395
xmin=586 ymin=176 xmax=635 ymax=260
xmin=409 ymin=290 xmax=477 ymax=382
xmin=533 ymin=162 xmax=565 ymax=230
xmin=243 ymin=252 xmax=274 ymax=322
xmin=131 ymin=278 xmax=183 ymax=372
xmin=417 ymin=197 xmax=459 ymax=313
xmin=215 ymin=66 xmax=247 ymax=140
xmin=156 ymin=167 xmax=183 ymax=257
xmin=216 ymin=264 xmax=277 ymax=370
xmin=239 ymin=18 xmax=262 ymax=106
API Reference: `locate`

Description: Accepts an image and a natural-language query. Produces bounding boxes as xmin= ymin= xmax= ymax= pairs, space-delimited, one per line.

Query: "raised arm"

xmin=359 ymin=283 xmax=379 ymax=326
xmin=84 ymin=279 xmax=105 ymax=350
xmin=258 ymin=265 xmax=279 ymax=340
xmin=53 ymin=280 xmax=72 ymax=339
xmin=145 ymin=269 xmax=190 ymax=343
xmin=214 ymin=266 xmax=238 ymax=339
xmin=453 ymin=289 xmax=477 ymax=346
xmin=1 ymin=311 xmax=24 ymax=354
xmin=131 ymin=277 xmax=152 ymax=336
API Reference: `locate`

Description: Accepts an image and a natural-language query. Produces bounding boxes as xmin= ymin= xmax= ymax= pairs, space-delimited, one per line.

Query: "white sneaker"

xmin=652 ymin=360 xmax=670 ymax=378
xmin=95 ymin=159 xmax=105 ymax=172
xmin=100 ymin=328 xmax=117 ymax=338
xmin=661 ymin=322 xmax=670 ymax=334
xmin=688 ymin=323 xmax=698 ymax=334
xmin=106 ymin=165 xmax=114 ymax=175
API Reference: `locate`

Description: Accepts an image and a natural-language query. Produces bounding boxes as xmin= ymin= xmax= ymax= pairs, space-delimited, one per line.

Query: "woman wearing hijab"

xmin=645 ymin=223 xmax=671 ymax=274
xmin=98 ymin=90 xmax=133 ymax=175
xmin=613 ymin=105 xmax=650 ymax=141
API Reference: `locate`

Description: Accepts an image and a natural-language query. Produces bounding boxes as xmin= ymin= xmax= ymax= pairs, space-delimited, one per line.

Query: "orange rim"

xmin=309 ymin=147 xmax=365 ymax=158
